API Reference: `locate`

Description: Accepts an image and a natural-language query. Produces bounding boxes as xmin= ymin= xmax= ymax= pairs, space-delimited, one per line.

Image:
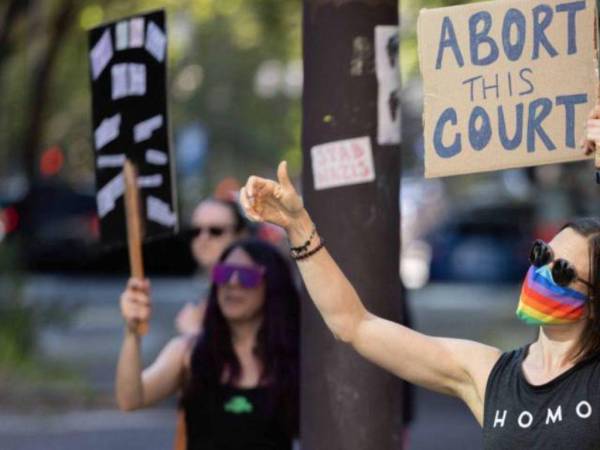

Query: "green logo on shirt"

xmin=224 ymin=395 xmax=253 ymax=414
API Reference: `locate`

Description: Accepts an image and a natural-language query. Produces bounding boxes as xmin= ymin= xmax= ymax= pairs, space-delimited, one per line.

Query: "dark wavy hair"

xmin=202 ymin=198 xmax=249 ymax=233
xmin=561 ymin=218 xmax=600 ymax=362
xmin=182 ymin=238 xmax=300 ymax=435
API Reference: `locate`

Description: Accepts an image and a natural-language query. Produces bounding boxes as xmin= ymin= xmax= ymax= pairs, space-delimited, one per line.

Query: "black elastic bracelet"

xmin=292 ymin=239 xmax=325 ymax=261
xmin=290 ymin=227 xmax=317 ymax=256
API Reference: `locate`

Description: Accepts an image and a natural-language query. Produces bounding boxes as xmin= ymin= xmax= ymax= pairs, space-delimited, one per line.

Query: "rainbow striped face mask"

xmin=516 ymin=265 xmax=589 ymax=326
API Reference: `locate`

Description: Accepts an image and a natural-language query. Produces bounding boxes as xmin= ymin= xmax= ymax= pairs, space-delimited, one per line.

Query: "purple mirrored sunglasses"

xmin=212 ymin=263 xmax=265 ymax=288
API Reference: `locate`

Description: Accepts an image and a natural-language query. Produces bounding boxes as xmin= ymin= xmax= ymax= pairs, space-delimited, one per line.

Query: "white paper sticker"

xmin=375 ymin=26 xmax=401 ymax=145
xmin=147 ymin=196 xmax=177 ymax=227
xmin=96 ymin=172 xmax=124 ymax=218
xmin=97 ymin=154 xmax=126 ymax=169
xmin=145 ymin=149 xmax=168 ymax=165
xmin=311 ymin=136 xmax=376 ymax=191
xmin=94 ymin=114 xmax=121 ymax=150
xmin=133 ymin=115 xmax=163 ymax=143
xmin=111 ymin=63 xmax=146 ymax=99
xmin=128 ymin=63 xmax=146 ymax=96
xmin=111 ymin=63 xmax=128 ymax=100
xmin=116 ymin=21 xmax=129 ymax=50
xmin=137 ymin=174 xmax=163 ymax=188
xmin=90 ymin=29 xmax=113 ymax=80
xmin=129 ymin=17 xmax=145 ymax=48
xmin=145 ymin=21 xmax=166 ymax=62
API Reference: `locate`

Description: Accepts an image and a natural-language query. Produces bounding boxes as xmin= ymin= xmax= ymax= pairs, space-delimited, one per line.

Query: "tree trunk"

xmin=22 ymin=0 xmax=78 ymax=182
xmin=0 ymin=0 xmax=29 ymax=75
xmin=301 ymin=1 xmax=403 ymax=449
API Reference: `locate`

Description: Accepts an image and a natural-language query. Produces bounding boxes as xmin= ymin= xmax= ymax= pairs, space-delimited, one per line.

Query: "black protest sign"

xmin=88 ymin=10 xmax=177 ymax=246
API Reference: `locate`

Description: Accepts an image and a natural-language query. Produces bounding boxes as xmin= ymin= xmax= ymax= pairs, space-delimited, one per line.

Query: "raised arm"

xmin=115 ymin=278 xmax=189 ymax=411
xmin=240 ymin=162 xmax=501 ymax=423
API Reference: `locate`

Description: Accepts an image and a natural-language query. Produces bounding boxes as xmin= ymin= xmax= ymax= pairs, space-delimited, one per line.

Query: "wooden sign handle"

xmin=124 ymin=160 xmax=148 ymax=335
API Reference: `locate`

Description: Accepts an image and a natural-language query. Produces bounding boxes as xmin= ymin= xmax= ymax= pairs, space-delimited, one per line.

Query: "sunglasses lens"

xmin=238 ymin=268 xmax=263 ymax=288
xmin=208 ymin=227 xmax=225 ymax=237
xmin=212 ymin=264 xmax=263 ymax=288
xmin=212 ymin=264 xmax=233 ymax=285
xmin=552 ymin=259 xmax=576 ymax=287
xmin=530 ymin=240 xmax=552 ymax=267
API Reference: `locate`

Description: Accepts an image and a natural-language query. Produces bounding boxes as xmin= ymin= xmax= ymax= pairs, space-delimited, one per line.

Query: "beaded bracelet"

xmin=291 ymin=239 xmax=326 ymax=261
xmin=290 ymin=227 xmax=317 ymax=257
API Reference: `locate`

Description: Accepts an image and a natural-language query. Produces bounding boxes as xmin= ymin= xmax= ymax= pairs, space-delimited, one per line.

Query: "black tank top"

xmin=483 ymin=346 xmax=600 ymax=449
xmin=184 ymin=384 xmax=292 ymax=450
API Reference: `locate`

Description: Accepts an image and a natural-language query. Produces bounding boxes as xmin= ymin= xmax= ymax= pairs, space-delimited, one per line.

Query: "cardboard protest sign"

xmin=88 ymin=10 xmax=177 ymax=245
xmin=418 ymin=0 xmax=597 ymax=178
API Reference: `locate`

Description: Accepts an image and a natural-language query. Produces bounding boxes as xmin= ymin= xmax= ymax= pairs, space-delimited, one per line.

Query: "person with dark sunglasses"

xmin=240 ymin=161 xmax=600 ymax=449
xmin=116 ymin=238 xmax=300 ymax=450
xmin=175 ymin=198 xmax=250 ymax=335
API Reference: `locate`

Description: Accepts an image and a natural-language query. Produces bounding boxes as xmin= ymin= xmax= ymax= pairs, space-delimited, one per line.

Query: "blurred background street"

xmin=0 ymin=274 xmax=532 ymax=450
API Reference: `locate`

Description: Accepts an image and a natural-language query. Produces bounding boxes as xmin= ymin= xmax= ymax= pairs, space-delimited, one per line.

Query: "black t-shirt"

xmin=483 ymin=346 xmax=600 ymax=449
xmin=185 ymin=384 xmax=292 ymax=450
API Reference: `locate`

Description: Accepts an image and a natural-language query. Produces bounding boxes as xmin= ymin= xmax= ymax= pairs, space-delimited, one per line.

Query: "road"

xmin=0 ymin=274 xmax=532 ymax=450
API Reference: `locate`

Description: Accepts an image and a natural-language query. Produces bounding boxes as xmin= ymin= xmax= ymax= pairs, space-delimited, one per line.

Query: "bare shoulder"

xmin=175 ymin=334 xmax=198 ymax=370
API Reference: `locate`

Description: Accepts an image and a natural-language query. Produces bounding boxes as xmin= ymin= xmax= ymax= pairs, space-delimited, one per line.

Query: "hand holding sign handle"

xmin=124 ymin=160 xmax=148 ymax=335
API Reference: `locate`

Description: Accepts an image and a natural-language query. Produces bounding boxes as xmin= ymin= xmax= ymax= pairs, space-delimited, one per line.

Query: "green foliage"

xmin=0 ymin=0 xmax=302 ymax=216
xmin=0 ymin=0 xmax=477 ymax=206
xmin=0 ymin=240 xmax=73 ymax=371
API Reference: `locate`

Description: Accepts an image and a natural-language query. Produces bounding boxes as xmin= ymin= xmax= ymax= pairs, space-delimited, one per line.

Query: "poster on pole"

xmin=418 ymin=0 xmax=597 ymax=178
xmin=88 ymin=10 xmax=178 ymax=245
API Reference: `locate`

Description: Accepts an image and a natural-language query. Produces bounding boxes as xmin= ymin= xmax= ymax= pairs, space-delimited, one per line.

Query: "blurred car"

xmin=425 ymin=201 xmax=535 ymax=283
xmin=5 ymin=181 xmax=195 ymax=275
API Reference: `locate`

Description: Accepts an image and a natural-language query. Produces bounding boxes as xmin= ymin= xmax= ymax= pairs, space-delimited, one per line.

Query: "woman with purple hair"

xmin=116 ymin=238 xmax=299 ymax=449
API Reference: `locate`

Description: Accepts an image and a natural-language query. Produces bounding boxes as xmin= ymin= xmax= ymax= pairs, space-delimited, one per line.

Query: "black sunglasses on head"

xmin=529 ymin=239 xmax=592 ymax=289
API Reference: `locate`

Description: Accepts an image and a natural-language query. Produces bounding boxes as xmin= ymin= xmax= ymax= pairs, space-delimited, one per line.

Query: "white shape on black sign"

xmin=90 ymin=29 xmax=113 ymax=80
xmin=129 ymin=17 xmax=145 ymax=48
xmin=94 ymin=113 xmax=121 ymax=151
xmin=145 ymin=21 xmax=166 ymax=62
xmin=128 ymin=63 xmax=146 ymax=95
xmin=112 ymin=63 xmax=146 ymax=100
xmin=116 ymin=21 xmax=129 ymax=50
xmin=137 ymin=174 xmax=163 ymax=188
xmin=134 ymin=115 xmax=163 ymax=143
xmin=146 ymin=149 xmax=168 ymax=165
xmin=97 ymin=154 xmax=126 ymax=169
xmin=97 ymin=172 xmax=124 ymax=218
xmin=111 ymin=63 xmax=128 ymax=100
xmin=147 ymin=196 xmax=176 ymax=227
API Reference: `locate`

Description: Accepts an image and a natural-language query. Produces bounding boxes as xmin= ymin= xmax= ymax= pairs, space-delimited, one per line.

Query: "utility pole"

xmin=301 ymin=1 xmax=403 ymax=449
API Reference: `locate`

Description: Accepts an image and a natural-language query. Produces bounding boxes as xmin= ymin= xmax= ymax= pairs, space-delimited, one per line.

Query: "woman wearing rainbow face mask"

xmin=241 ymin=161 xmax=600 ymax=449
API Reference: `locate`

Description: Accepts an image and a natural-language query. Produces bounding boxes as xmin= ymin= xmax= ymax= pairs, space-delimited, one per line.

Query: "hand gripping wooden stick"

xmin=124 ymin=160 xmax=148 ymax=335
